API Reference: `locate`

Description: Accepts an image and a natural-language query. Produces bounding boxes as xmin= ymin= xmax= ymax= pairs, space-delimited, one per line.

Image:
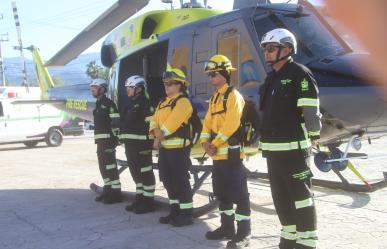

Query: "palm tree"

xmin=86 ymin=61 xmax=101 ymax=79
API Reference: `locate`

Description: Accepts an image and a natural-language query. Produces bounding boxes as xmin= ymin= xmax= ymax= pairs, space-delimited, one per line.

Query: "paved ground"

xmin=1 ymin=133 xmax=387 ymax=249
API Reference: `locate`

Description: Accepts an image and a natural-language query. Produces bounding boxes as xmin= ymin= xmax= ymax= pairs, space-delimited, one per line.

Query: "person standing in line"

xmin=150 ymin=65 xmax=194 ymax=227
xmin=90 ymin=78 xmax=122 ymax=204
xmin=120 ymin=75 xmax=156 ymax=214
xmin=201 ymin=54 xmax=251 ymax=248
xmin=259 ymin=28 xmax=321 ymax=249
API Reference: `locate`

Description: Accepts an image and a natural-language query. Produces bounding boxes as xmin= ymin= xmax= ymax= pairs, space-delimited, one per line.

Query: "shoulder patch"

xmin=301 ymin=78 xmax=309 ymax=91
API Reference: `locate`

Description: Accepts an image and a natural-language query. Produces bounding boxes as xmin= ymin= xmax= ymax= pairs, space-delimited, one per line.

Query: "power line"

xmin=27 ymin=1 xmax=109 ymax=25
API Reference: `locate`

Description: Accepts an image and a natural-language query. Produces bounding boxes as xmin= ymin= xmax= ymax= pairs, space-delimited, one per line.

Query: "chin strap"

xmin=97 ymin=86 xmax=107 ymax=97
xmin=267 ymin=46 xmax=293 ymax=65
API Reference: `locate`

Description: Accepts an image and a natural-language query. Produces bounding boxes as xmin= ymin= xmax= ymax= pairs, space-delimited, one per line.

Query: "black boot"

xmin=170 ymin=208 xmax=194 ymax=227
xmin=94 ymin=194 xmax=104 ymax=202
xmin=125 ymin=194 xmax=143 ymax=212
xmin=159 ymin=204 xmax=179 ymax=224
xmin=279 ymin=238 xmax=296 ymax=249
xmin=226 ymin=220 xmax=251 ymax=248
xmin=206 ymin=214 xmax=235 ymax=240
xmin=134 ymin=197 xmax=155 ymax=214
xmin=102 ymin=188 xmax=123 ymax=204
xmin=95 ymin=185 xmax=108 ymax=202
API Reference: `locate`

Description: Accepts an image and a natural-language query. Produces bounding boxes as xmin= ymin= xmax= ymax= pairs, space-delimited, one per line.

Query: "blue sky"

xmin=0 ymin=0 xmax=236 ymax=60
xmin=0 ymin=0 xmax=321 ymax=61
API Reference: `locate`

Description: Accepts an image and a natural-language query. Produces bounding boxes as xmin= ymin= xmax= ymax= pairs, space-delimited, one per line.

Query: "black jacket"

xmin=259 ymin=59 xmax=321 ymax=151
xmin=93 ymin=95 xmax=120 ymax=145
xmin=119 ymin=93 xmax=153 ymax=141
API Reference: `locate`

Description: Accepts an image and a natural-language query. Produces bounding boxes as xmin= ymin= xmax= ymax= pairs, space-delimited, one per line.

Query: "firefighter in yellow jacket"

xmin=149 ymin=65 xmax=194 ymax=227
xmin=201 ymin=55 xmax=251 ymax=248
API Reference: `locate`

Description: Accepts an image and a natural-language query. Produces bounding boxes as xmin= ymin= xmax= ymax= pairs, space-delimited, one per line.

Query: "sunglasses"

xmin=263 ymin=45 xmax=281 ymax=53
xmin=207 ymin=72 xmax=218 ymax=78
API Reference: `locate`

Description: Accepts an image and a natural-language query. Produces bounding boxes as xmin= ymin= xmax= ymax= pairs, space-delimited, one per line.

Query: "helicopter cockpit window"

xmin=254 ymin=9 xmax=348 ymax=65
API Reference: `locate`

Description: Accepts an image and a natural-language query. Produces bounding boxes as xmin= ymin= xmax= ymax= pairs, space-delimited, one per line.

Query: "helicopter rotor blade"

xmin=46 ymin=0 xmax=150 ymax=67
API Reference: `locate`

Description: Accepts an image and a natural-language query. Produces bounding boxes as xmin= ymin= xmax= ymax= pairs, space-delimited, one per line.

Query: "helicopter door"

xmin=211 ymin=19 xmax=265 ymax=106
xmin=191 ymin=26 xmax=212 ymax=100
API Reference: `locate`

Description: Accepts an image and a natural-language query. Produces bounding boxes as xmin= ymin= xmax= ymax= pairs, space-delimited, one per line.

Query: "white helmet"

xmin=90 ymin=78 xmax=108 ymax=89
xmin=125 ymin=75 xmax=146 ymax=88
xmin=260 ymin=28 xmax=297 ymax=54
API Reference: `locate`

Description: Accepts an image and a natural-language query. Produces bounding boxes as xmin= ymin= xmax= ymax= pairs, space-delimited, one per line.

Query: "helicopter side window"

xmin=240 ymin=37 xmax=261 ymax=86
xmin=171 ymin=47 xmax=190 ymax=77
xmin=217 ymin=34 xmax=240 ymax=87
xmin=217 ymin=30 xmax=261 ymax=87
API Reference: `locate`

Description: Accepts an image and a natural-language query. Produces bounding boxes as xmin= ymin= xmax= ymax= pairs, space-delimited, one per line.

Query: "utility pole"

xmin=0 ymin=33 xmax=9 ymax=86
xmin=0 ymin=13 xmax=8 ymax=86
xmin=11 ymin=1 xmax=28 ymax=90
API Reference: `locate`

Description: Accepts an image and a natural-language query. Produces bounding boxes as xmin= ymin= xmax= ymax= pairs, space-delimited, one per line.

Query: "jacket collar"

xmin=215 ymin=83 xmax=230 ymax=95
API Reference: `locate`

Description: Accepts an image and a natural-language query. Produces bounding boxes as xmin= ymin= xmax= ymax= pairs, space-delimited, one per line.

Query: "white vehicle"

xmin=0 ymin=95 xmax=65 ymax=147
xmin=0 ymin=86 xmax=41 ymax=99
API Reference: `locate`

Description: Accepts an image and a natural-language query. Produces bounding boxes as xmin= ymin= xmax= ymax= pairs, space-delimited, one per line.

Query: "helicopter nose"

xmin=371 ymin=86 xmax=387 ymax=127
xmin=319 ymin=85 xmax=387 ymax=129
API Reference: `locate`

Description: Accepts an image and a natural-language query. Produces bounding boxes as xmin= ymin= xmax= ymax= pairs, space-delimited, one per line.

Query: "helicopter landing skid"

xmin=245 ymin=168 xmax=387 ymax=193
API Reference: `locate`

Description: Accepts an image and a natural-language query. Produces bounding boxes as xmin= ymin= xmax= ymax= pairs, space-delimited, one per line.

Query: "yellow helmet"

xmin=162 ymin=64 xmax=190 ymax=86
xmin=204 ymin=54 xmax=236 ymax=73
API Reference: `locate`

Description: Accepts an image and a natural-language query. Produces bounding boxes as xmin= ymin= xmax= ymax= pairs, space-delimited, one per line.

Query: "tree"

xmin=86 ymin=60 xmax=109 ymax=80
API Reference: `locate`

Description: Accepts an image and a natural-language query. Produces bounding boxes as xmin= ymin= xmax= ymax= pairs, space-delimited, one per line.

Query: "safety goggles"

xmin=164 ymin=70 xmax=186 ymax=80
xmin=204 ymin=60 xmax=219 ymax=72
xmin=162 ymin=71 xmax=175 ymax=80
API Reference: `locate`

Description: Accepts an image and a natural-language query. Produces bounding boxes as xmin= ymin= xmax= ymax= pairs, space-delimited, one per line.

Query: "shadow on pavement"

xmin=0 ymin=144 xmax=48 ymax=151
xmin=313 ymin=186 xmax=371 ymax=209
xmin=0 ymin=188 xmax=222 ymax=249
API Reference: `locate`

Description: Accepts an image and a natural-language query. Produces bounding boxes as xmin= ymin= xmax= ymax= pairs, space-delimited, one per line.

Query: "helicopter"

xmin=23 ymin=0 xmax=387 ymax=213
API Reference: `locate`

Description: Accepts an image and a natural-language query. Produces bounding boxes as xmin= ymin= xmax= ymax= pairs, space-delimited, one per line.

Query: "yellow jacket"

xmin=149 ymin=93 xmax=193 ymax=149
xmin=200 ymin=84 xmax=245 ymax=160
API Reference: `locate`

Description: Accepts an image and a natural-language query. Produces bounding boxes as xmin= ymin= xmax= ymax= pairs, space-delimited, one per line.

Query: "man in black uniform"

xmin=259 ymin=29 xmax=321 ymax=249
xmin=90 ymin=78 xmax=122 ymax=204
xmin=120 ymin=75 xmax=156 ymax=214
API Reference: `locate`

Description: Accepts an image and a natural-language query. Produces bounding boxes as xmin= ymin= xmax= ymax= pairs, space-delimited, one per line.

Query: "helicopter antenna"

xmin=234 ymin=0 xmax=271 ymax=9
xmin=11 ymin=1 xmax=28 ymax=91
xmin=161 ymin=0 xmax=173 ymax=9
